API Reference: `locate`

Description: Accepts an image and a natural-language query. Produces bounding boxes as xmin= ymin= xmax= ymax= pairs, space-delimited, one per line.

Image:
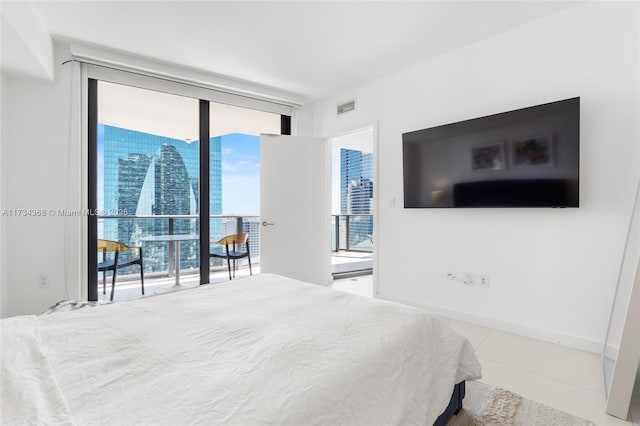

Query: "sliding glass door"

xmin=88 ymin=78 xmax=290 ymax=301
xmin=90 ymin=80 xmax=200 ymax=302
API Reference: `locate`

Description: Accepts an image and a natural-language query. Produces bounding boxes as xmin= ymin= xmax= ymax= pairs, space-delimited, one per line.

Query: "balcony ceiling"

xmin=33 ymin=1 xmax=575 ymax=101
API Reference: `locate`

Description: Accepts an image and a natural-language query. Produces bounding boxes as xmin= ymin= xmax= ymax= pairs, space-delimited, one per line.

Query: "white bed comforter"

xmin=1 ymin=273 xmax=480 ymax=426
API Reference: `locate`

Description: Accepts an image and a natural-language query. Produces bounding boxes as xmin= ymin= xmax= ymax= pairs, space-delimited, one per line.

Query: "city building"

xmin=340 ymin=148 xmax=373 ymax=250
xmin=100 ymin=124 xmax=222 ymax=272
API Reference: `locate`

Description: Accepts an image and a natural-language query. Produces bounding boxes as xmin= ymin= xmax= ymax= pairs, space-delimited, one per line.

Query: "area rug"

xmin=448 ymin=381 xmax=595 ymax=426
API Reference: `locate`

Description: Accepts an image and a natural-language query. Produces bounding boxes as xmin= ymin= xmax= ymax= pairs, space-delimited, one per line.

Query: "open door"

xmin=260 ymin=135 xmax=331 ymax=285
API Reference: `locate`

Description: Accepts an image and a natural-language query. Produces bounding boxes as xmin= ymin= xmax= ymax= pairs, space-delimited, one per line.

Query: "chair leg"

xmin=102 ymin=271 xmax=106 ymax=294
xmin=139 ymin=248 xmax=144 ymax=295
xmin=225 ymin=245 xmax=232 ymax=280
xmin=110 ymin=268 xmax=117 ymax=302
xmin=247 ymin=243 xmax=252 ymax=276
xmin=140 ymin=265 xmax=145 ymax=296
xmin=233 ymin=259 xmax=236 ymax=279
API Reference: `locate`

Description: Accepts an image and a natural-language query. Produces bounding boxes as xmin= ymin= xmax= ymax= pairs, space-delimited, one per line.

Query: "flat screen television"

xmin=402 ymin=97 xmax=580 ymax=208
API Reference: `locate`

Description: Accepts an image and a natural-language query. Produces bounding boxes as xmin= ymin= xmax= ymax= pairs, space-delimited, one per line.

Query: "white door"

xmin=260 ymin=135 xmax=331 ymax=285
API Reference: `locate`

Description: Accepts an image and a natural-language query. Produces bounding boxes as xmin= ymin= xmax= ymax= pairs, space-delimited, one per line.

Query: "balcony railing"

xmin=98 ymin=214 xmax=259 ymax=280
xmin=98 ymin=213 xmax=372 ymax=281
xmin=332 ymin=214 xmax=373 ymax=253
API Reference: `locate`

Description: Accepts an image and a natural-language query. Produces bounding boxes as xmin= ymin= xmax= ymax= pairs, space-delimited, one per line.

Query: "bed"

xmin=1 ymin=273 xmax=481 ymax=425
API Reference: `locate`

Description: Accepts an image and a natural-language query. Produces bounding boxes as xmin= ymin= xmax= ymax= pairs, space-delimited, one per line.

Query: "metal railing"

xmin=332 ymin=214 xmax=373 ymax=253
xmin=98 ymin=213 xmax=372 ymax=281
xmin=98 ymin=214 xmax=259 ymax=279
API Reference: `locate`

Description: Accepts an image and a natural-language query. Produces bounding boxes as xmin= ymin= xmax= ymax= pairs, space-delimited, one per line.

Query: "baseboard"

xmin=376 ymin=292 xmax=603 ymax=354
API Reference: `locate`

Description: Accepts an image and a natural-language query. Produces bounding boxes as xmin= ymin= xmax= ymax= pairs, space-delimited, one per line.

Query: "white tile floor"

xmin=332 ymin=274 xmax=635 ymax=426
xmin=331 ymin=274 xmax=374 ymax=297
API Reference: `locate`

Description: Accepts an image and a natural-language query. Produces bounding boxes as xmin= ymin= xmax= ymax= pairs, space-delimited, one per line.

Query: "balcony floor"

xmin=97 ymin=267 xmax=258 ymax=303
xmin=332 ymin=250 xmax=373 ymax=276
xmin=99 ymin=252 xmax=372 ymax=303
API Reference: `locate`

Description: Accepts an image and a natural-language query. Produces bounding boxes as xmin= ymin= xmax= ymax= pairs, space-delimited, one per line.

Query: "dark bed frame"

xmin=433 ymin=381 xmax=465 ymax=426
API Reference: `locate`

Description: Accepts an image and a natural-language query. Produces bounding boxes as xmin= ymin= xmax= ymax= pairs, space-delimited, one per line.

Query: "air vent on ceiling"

xmin=337 ymin=99 xmax=356 ymax=116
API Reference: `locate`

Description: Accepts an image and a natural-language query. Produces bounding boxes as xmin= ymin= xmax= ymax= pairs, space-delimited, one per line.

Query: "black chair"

xmin=210 ymin=233 xmax=252 ymax=280
xmin=98 ymin=239 xmax=144 ymax=302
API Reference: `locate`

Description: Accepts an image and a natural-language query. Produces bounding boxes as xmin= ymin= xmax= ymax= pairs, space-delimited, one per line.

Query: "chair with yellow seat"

xmin=98 ymin=239 xmax=144 ymax=302
xmin=210 ymin=233 xmax=252 ymax=280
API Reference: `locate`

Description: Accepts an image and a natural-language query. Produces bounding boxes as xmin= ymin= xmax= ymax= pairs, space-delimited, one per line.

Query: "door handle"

xmin=262 ymin=221 xmax=275 ymax=227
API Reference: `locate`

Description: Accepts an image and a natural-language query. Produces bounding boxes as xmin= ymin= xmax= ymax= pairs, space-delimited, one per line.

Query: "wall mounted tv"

xmin=402 ymin=97 xmax=580 ymax=208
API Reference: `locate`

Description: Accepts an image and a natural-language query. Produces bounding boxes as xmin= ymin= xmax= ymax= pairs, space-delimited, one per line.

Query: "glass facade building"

xmin=340 ymin=148 xmax=373 ymax=249
xmin=99 ymin=124 xmax=222 ymax=272
xmin=98 ymin=124 xmax=263 ymax=275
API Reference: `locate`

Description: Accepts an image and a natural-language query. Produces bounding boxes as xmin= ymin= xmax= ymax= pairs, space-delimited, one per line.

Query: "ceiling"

xmin=26 ymin=1 xmax=575 ymax=101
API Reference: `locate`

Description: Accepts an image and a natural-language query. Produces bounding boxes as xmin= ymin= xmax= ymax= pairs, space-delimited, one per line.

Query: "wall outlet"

xmin=480 ymin=274 xmax=490 ymax=288
xmin=464 ymin=273 xmax=474 ymax=285
xmin=39 ymin=275 xmax=49 ymax=288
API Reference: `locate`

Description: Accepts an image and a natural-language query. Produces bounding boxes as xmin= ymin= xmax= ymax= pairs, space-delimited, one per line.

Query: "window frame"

xmin=86 ymin=67 xmax=293 ymax=301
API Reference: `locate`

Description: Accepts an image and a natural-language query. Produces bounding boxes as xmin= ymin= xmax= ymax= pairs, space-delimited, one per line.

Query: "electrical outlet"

xmin=39 ymin=276 xmax=49 ymax=288
xmin=480 ymin=274 xmax=490 ymax=288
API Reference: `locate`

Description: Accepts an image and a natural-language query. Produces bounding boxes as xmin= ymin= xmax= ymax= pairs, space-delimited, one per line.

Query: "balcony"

xmin=98 ymin=214 xmax=372 ymax=302
xmin=331 ymin=214 xmax=373 ymax=278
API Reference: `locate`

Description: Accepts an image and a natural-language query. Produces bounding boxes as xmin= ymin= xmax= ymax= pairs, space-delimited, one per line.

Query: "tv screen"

xmin=402 ymin=97 xmax=580 ymax=208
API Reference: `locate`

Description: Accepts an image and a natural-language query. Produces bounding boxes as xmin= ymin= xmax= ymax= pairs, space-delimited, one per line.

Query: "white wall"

xmin=0 ymin=1 xmax=54 ymax=81
xmin=1 ymin=74 xmax=7 ymax=318
xmin=1 ymin=0 xmax=57 ymax=317
xmin=2 ymin=44 xmax=84 ymax=316
xmin=309 ymin=2 xmax=640 ymax=352
xmin=294 ymin=103 xmax=315 ymax=136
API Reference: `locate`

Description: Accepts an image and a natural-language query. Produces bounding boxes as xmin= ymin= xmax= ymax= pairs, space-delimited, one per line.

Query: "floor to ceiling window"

xmin=93 ymin=81 xmax=200 ymax=302
xmin=88 ymin=78 xmax=288 ymax=302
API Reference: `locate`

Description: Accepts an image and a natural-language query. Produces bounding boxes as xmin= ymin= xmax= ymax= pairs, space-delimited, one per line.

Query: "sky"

xmin=220 ymin=133 xmax=260 ymax=214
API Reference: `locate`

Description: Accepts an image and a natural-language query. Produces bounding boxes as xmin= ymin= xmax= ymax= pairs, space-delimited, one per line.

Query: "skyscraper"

xmin=116 ymin=152 xmax=153 ymax=243
xmin=100 ymin=124 xmax=222 ymax=272
xmin=340 ymin=148 xmax=373 ymax=249
xmin=154 ymin=144 xmax=195 ymax=216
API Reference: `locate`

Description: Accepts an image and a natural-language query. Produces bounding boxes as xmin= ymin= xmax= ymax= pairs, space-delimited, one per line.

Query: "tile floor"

xmin=331 ymin=274 xmax=374 ymax=297
xmin=332 ymin=274 xmax=637 ymax=426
